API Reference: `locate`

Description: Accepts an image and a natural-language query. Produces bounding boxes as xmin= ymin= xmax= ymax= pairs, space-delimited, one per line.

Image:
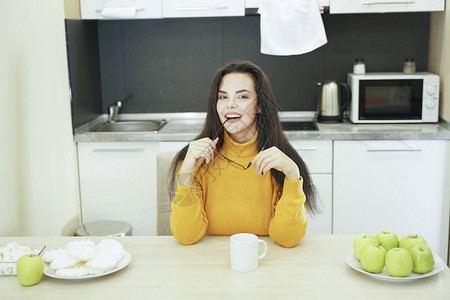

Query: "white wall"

xmin=0 ymin=1 xmax=80 ymax=236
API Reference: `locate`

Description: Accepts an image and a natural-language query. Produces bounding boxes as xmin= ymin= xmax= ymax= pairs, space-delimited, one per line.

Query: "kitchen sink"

xmin=281 ymin=121 xmax=318 ymax=131
xmin=94 ymin=120 xmax=167 ymax=132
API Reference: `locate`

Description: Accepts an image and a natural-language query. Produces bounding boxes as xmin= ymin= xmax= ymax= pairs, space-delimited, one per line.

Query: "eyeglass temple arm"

xmin=246 ymin=137 xmax=270 ymax=168
xmin=214 ymin=118 xmax=231 ymax=140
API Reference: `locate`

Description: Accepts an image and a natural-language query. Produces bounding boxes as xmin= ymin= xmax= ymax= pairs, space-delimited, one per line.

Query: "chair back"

xmin=156 ymin=151 xmax=177 ymax=235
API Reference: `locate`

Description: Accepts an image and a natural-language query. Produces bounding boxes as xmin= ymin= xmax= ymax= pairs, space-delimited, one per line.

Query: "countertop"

xmin=74 ymin=113 xmax=450 ymax=143
xmin=1 ymin=235 xmax=449 ymax=300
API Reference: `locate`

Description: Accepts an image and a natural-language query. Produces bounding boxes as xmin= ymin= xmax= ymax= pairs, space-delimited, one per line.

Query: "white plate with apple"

xmin=44 ymin=250 xmax=132 ymax=280
xmin=345 ymin=251 xmax=445 ymax=282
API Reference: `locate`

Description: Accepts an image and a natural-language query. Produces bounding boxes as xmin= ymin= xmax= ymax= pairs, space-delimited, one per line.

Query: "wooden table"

xmin=1 ymin=235 xmax=449 ymax=299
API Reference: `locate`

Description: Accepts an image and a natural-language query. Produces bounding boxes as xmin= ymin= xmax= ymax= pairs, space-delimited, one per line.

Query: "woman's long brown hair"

xmin=168 ymin=60 xmax=317 ymax=214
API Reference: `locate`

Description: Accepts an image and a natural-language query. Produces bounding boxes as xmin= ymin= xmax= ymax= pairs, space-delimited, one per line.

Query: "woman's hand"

xmin=251 ymin=147 xmax=300 ymax=181
xmin=179 ymin=137 xmax=219 ymax=186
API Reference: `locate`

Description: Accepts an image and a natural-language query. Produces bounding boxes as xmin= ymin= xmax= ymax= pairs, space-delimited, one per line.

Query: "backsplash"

xmin=66 ymin=20 xmax=103 ymax=129
xmin=66 ymin=13 xmax=430 ymax=128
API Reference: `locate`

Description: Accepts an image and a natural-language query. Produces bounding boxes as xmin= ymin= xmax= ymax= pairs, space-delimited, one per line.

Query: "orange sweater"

xmin=170 ymin=131 xmax=307 ymax=247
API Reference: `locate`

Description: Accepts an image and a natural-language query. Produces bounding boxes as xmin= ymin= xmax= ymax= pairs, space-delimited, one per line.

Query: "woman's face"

xmin=216 ymin=73 xmax=260 ymax=143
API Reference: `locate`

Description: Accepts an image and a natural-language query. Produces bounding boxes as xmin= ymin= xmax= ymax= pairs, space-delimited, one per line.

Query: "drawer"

xmin=330 ymin=0 xmax=444 ymax=14
xmin=80 ymin=0 xmax=162 ymax=19
xmin=289 ymin=140 xmax=332 ymax=174
xmin=162 ymin=0 xmax=245 ymax=18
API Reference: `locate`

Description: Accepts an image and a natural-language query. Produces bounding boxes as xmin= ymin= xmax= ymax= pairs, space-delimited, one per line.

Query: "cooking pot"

xmin=316 ymin=81 xmax=351 ymax=123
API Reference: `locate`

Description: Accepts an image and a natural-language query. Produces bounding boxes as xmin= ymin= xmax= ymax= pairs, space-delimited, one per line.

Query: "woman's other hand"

xmin=251 ymin=147 xmax=300 ymax=181
xmin=179 ymin=137 xmax=219 ymax=186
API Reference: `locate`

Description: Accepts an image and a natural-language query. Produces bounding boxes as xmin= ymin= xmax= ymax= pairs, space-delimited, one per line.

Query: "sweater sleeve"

xmin=169 ymin=169 xmax=208 ymax=245
xmin=269 ymin=177 xmax=307 ymax=248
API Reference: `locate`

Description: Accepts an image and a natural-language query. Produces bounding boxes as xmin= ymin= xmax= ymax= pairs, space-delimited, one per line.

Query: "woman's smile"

xmin=225 ymin=113 xmax=242 ymax=122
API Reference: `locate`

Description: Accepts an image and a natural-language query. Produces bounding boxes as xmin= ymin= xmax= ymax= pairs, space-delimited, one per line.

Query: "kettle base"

xmin=316 ymin=115 xmax=343 ymax=123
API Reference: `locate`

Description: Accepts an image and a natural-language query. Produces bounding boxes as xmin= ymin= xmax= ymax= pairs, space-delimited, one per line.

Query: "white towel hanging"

xmin=258 ymin=0 xmax=327 ymax=56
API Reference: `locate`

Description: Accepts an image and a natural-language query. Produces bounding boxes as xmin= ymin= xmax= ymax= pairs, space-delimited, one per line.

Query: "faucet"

xmin=108 ymin=100 xmax=122 ymax=123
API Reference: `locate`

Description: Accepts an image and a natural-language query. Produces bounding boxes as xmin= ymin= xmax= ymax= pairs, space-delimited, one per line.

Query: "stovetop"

xmin=281 ymin=121 xmax=319 ymax=131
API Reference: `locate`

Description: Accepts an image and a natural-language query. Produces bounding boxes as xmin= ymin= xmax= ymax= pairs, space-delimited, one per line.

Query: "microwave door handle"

xmin=338 ymin=82 xmax=352 ymax=111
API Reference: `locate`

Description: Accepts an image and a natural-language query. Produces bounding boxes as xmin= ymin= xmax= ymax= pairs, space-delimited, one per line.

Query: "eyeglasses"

xmin=215 ymin=138 xmax=269 ymax=170
xmin=214 ymin=119 xmax=269 ymax=170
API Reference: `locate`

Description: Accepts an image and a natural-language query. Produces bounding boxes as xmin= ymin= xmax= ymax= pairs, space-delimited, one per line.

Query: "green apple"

xmin=399 ymin=235 xmax=426 ymax=251
xmin=353 ymin=234 xmax=378 ymax=261
xmin=17 ymin=254 xmax=44 ymax=286
xmin=360 ymin=244 xmax=386 ymax=273
xmin=409 ymin=245 xmax=435 ymax=274
xmin=376 ymin=231 xmax=399 ymax=252
xmin=385 ymin=248 xmax=413 ymax=277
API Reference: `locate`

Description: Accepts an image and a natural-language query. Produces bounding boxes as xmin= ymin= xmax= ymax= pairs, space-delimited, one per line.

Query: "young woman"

xmin=168 ymin=61 xmax=316 ymax=248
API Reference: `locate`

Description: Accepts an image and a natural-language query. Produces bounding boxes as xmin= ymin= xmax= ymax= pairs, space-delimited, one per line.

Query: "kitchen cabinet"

xmin=80 ymin=0 xmax=162 ymax=19
xmin=329 ymin=0 xmax=444 ymax=14
xmin=308 ymin=174 xmax=333 ymax=234
xmin=245 ymin=0 xmax=330 ymax=9
xmin=80 ymin=0 xmax=244 ymax=19
xmin=291 ymin=140 xmax=333 ymax=234
xmin=77 ymin=142 xmax=159 ymax=235
xmin=163 ymin=0 xmax=245 ymax=18
xmin=78 ymin=141 xmax=188 ymax=236
xmin=76 ymin=0 xmax=444 ymax=20
xmin=333 ymin=140 xmax=449 ymax=263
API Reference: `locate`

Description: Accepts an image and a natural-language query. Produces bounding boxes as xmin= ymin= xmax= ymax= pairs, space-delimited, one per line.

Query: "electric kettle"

xmin=316 ymin=81 xmax=351 ymax=123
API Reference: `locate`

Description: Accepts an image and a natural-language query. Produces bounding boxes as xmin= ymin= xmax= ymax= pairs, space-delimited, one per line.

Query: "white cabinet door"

xmin=291 ymin=140 xmax=333 ymax=234
xmin=78 ymin=142 xmax=159 ymax=235
xmin=245 ymin=0 xmax=330 ymax=9
xmin=162 ymin=0 xmax=244 ymax=18
xmin=291 ymin=140 xmax=333 ymax=174
xmin=330 ymin=0 xmax=444 ymax=14
xmin=80 ymin=0 xmax=162 ymax=19
xmin=333 ymin=140 xmax=449 ymax=262
xmin=307 ymin=174 xmax=332 ymax=234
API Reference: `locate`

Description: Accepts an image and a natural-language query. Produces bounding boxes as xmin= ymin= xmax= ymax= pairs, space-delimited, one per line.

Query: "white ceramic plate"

xmin=345 ymin=250 xmax=445 ymax=282
xmin=44 ymin=250 xmax=131 ymax=280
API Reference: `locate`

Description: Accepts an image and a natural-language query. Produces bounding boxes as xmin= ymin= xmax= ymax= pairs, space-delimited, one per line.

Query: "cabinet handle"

xmin=362 ymin=1 xmax=415 ymax=5
xmin=295 ymin=147 xmax=317 ymax=151
xmin=366 ymin=149 xmax=421 ymax=152
xmin=176 ymin=6 xmax=229 ymax=11
xmin=93 ymin=148 xmax=145 ymax=153
xmin=95 ymin=8 xmax=145 ymax=13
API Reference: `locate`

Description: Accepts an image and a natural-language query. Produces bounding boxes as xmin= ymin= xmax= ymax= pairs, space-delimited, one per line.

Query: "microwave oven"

xmin=347 ymin=72 xmax=439 ymax=123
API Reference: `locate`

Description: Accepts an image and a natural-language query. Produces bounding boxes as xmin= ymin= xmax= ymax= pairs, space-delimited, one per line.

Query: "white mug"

xmin=230 ymin=233 xmax=268 ymax=272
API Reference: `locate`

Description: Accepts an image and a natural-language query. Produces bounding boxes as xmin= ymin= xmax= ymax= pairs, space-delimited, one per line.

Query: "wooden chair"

xmin=156 ymin=151 xmax=177 ymax=236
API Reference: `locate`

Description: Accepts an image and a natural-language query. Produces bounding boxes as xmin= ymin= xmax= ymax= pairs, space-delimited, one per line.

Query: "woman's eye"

xmin=218 ymin=95 xmax=227 ymax=99
xmin=237 ymin=95 xmax=249 ymax=99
